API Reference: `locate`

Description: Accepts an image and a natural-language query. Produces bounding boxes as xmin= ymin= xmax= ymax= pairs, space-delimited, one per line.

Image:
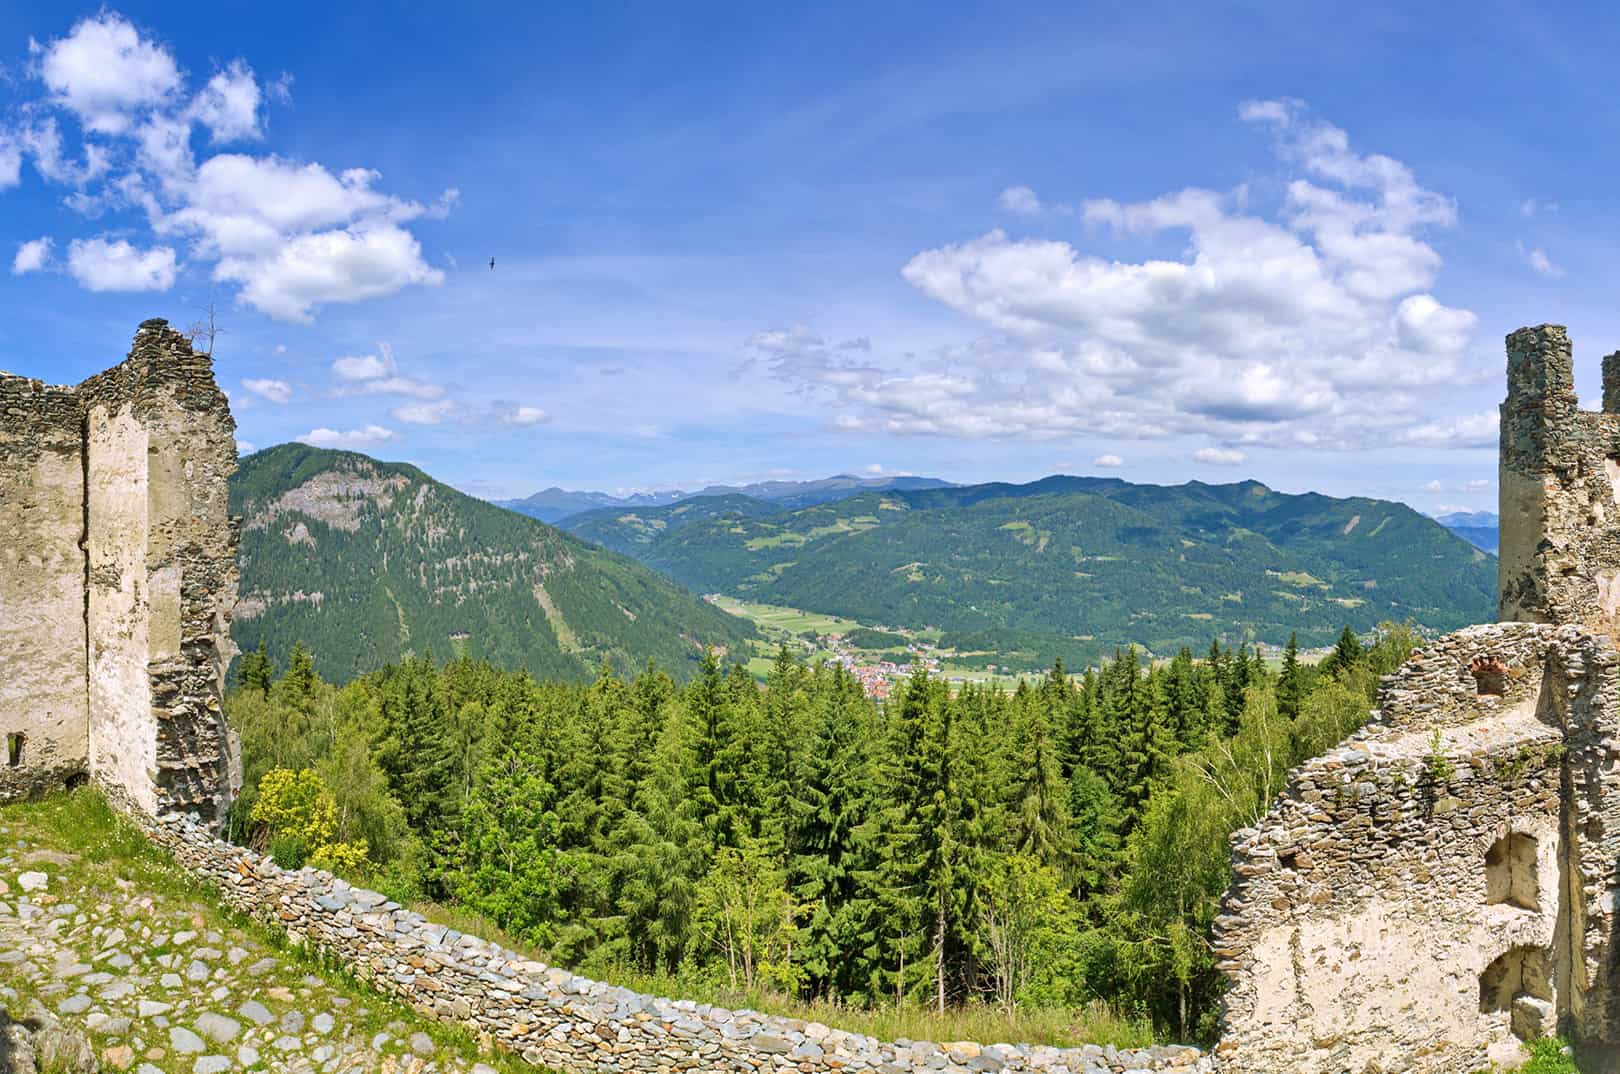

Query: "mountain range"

xmin=1435 ymin=511 xmax=1499 ymax=554
xmin=552 ymin=475 xmax=1497 ymax=663
xmin=496 ymin=473 xmax=957 ymax=524
xmin=230 ymin=444 xmax=754 ymax=682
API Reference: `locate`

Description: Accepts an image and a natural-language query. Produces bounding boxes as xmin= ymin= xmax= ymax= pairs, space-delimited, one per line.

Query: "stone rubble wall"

xmin=1213 ymin=622 xmax=1620 ymax=1073
xmin=0 ymin=319 xmax=239 ymax=826
xmin=143 ymin=814 xmax=1212 ymax=1074
xmin=1499 ymin=324 xmax=1620 ymax=637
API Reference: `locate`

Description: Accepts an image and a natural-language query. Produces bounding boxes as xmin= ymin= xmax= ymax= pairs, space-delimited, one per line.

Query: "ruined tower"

xmin=1212 ymin=326 xmax=1620 ymax=1073
xmin=0 ymin=319 xmax=239 ymax=827
xmin=1499 ymin=324 xmax=1620 ymax=633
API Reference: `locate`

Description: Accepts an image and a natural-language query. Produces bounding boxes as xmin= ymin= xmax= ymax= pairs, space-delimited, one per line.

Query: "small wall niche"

xmin=1480 ymin=946 xmax=1552 ymax=1012
xmin=1480 ymin=946 xmax=1554 ymax=1041
xmin=5 ymin=733 xmax=22 ymax=768
xmin=1470 ymin=655 xmax=1508 ymax=696
xmin=1485 ymin=832 xmax=1540 ymax=911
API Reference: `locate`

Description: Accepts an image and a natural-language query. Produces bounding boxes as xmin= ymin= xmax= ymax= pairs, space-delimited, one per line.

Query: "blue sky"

xmin=0 ymin=3 xmax=1611 ymax=510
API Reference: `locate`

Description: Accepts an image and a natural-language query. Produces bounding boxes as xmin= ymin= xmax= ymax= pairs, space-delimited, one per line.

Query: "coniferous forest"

xmin=227 ymin=624 xmax=1416 ymax=1044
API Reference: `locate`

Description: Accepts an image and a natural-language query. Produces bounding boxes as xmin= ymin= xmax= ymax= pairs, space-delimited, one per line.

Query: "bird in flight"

xmin=489 ymin=257 xmax=495 ymax=270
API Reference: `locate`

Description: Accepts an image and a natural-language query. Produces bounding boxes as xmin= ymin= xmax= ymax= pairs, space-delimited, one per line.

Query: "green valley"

xmin=557 ymin=475 xmax=1495 ymax=665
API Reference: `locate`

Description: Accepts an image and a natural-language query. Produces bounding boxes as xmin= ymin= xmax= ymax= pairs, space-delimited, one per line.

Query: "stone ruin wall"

xmin=144 ymin=811 xmax=1212 ymax=1074
xmin=1214 ymin=623 xmax=1620 ymax=1073
xmin=0 ymin=377 xmax=90 ymax=799
xmin=1214 ymin=325 xmax=1620 ymax=1072
xmin=1500 ymin=324 xmax=1620 ymax=634
xmin=0 ymin=319 xmax=239 ymax=825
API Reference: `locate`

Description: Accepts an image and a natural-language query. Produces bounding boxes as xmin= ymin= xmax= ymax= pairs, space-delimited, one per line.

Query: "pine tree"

xmin=237 ymin=639 xmax=275 ymax=696
xmin=787 ymin=665 xmax=871 ymax=998
xmin=1277 ymin=633 xmax=1305 ymax=720
xmin=1010 ymin=685 xmax=1071 ymax=871
xmin=1328 ymin=625 xmax=1364 ymax=679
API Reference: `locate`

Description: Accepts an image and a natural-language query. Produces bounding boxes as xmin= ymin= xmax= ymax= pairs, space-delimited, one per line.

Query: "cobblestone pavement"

xmin=0 ymin=809 xmax=520 ymax=1074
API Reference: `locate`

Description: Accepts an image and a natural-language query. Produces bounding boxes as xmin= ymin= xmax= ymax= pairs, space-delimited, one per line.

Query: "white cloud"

xmin=1521 ymin=198 xmax=1557 ymax=218
xmin=1464 ymin=478 xmax=1491 ymax=491
xmin=37 ymin=13 xmax=181 ymax=135
xmin=998 ymin=186 xmax=1044 ymax=215
xmin=347 ymin=375 xmax=444 ymax=399
xmin=493 ymin=403 xmax=549 ymax=426
xmin=9 ymin=14 xmax=450 ymax=319
xmin=189 ymin=61 xmax=261 ymax=142
xmin=1093 ymin=454 xmax=1124 ymax=468
xmin=297 ymin=425 xmax=397 ymax=449
xmin=758 ymin=101 xmax=1483 ymax=453
xmin=65 ymin=237 xmax=176 ymax=292
xmin=235 ymin=439 xmax=256 ymax=454
xmin=12 ymin=237 xmax=51 ymax=274
xmin=392 ymin=400 xmax=457 ymax=425
xmin=241 ymin=377 xmax=291 ymax=403
xmin=1423 ymin=479 xmax=1444 ymax=494
xmin=1518 ymin=242 xmax=1564 ymax=278
xmin=1193 ymin=447 xmax=1247 ymax=465
xmin=332 ymin=348 xmax=394 ymax=381
xmin=0 ymin=137 xmax=19 ymax=190
xmin=1398 ymin=409 xmax=1499 ymax=448
xmin=214 ymin=222 xmax=443 ymax=323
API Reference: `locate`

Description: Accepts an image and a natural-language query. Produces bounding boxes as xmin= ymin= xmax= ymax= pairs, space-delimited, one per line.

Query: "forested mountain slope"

xmin=498 ymin=473 xmax=955 ymax=524
xmin=559 ymin=476 xmax=1496 ymax=658
xmin=231 ymin=444 xmax=754 ymax=682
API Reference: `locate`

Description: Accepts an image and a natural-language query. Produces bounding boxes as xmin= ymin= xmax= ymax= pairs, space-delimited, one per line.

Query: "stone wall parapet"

xmin=144 ymin=814 xmax=1212 ymax=1074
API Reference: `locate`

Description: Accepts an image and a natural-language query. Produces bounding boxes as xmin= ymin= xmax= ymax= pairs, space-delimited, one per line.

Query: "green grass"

xmin=0 ymin=789 xmax=545 ymax=1074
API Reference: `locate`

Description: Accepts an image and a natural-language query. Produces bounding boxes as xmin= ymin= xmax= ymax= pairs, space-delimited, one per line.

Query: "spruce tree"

xmin=1277 ymin=633 xmax=1305 ymax=720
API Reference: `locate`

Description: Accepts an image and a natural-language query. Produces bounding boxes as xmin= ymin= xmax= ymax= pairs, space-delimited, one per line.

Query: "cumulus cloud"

xmin=391 ymin=400 xmax=456 ymax=425
xmin=1093 ymin=454 xmax=1124 ymax=468
xmin=188 ymin=60 xmax=261 ymax=142
xmin=1193 ymin=447 xmax=1247 ymax=465
xmin=5 ymin=12 xmax=451 ymax=318
xmin=1518 ymin=242 xmax=1564 ymax=278
xmin=12 ymin=237 xmax=51 ymax=274
xmin=1423 ymin=479 xmax=1444 ymax=494
xmin=333 ymin=349 xmax=394 ymax=381
xmin=235 ymin=439 xmax=257 ymax=454
xmin=241 ymin=377 xmax=291 ymax=403
xmin=493 ymin=403 xmax=549 ymax=426
xmin=330 ymin=343 xmax=443 ymax=399
xmin=997 ymin=185 xmax=1046 ymax=215
xmin=66 ymin=237 xmax=175 ymax=291
xmin=756 ymin=100 xmax=1483 ymax=453
xmin=37 ymin=12 xmax=182 ymax=135
xmin=297 ymin=425 xmax=396 ymax=449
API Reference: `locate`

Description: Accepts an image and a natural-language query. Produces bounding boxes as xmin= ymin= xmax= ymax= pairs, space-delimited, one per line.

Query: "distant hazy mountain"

xmin=496 ymin=473 xmax=956 ymax=523
xmin=559 ymin=475 xmax=1497 ymax=664
xmin=231 ymin=444 xmax=755 ymax=682
xmin=1436 ymin=511 xmax=1499 ymax=555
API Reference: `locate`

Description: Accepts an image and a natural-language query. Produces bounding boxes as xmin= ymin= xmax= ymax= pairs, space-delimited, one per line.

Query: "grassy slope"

xmin=563 ymin=477 xmax=1496 ymax=657
xmin=232 ymin=444 xmax=754 ymax=683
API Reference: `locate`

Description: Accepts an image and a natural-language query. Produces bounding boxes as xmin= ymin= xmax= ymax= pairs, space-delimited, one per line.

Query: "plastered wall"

xmin=0 ymin=319 xmax=239 ymax=825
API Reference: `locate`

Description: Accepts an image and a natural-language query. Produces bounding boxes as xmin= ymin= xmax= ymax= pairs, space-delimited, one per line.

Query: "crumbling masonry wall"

xmin=0 ymin=319 xmax=239 ymax=825
xmin=1214 ymin=623 xmax=1620 ymax=1073
xmin=1214 ymin=324 xmax=1620 ymax=1072
xmin=1500 ymin=324 xmax=1620 ymax=633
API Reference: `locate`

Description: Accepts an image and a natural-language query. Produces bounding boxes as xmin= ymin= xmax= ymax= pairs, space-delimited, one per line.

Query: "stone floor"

xmin=0 ymin=806 xmax=526 ymax=1074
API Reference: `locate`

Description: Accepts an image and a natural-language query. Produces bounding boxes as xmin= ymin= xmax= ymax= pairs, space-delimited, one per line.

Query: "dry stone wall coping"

xmin=143 ymin=814 xmax=1212 ymax=1074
